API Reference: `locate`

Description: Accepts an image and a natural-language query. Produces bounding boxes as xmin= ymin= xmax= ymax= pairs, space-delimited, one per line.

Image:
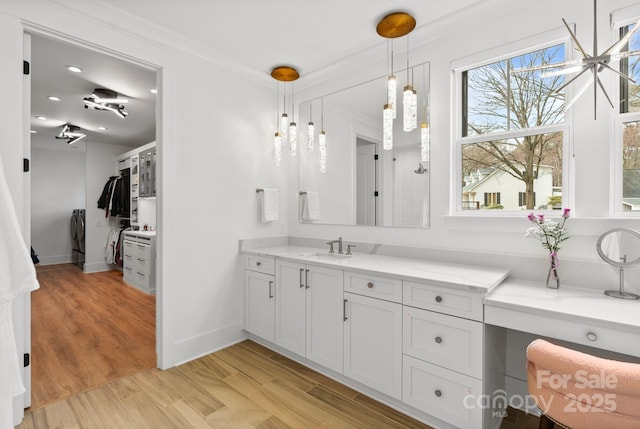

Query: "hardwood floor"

xmin=19 ymin=336 xmax=541 ymax=429
xmin=30 ymin=264 xmax=156 ymax=410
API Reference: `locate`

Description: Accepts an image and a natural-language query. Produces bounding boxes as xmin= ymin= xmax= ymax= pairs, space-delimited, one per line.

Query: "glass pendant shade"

xmin=319 ymin=131 xmax=327 ymax=173
xmin=383 ymin=104 xmax=393 ymax=150
xmin=387 ymin=75 xmax=397 ymax=119
xmin=289 ymin=122 xmax=297 ymax=156
xmin=307 ymin=121 xmax=315 ymax=151
xmin=403 ymin=86 xmax=417 ymax=132
xmin=274 ymin=132 xmax=282 ymax=167
xmin=280 ymin=113 xmax=288 ymax=139
xmin=420 ymin=122 xmax=429 ymax=162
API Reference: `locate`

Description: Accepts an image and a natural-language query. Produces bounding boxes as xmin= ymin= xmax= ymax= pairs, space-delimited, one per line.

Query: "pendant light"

xmin=377 ymin=12 xmax=416 ymax=150
xmin=420 ymin=63 xmax=430 ymax=163
xmin=289 ymin=81 xmax=297 ymax=156
xmin=319 ymin=98 xmax=327 ymax=173
xmin=271 ymin=66 xmax=300 ymax=166
xmin=403 ymin=37 xmax=417 ymax=132
xmin=307 ymin=102 xmax=315 ymax=151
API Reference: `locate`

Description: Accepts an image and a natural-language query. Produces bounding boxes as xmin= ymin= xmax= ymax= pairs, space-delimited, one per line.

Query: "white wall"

xmin=84 ymin=141 xmax=131 ymax=273
xmin=31 ymin=146 xmax=85 ymax=265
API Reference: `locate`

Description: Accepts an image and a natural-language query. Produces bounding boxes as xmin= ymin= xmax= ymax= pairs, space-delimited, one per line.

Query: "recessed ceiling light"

xmin=48 ymin=96 xmax=61 ymax=101
xmin=150 ymin=89 xmax=157 ymax=94
xmin=36 ymin=116 xmax=47 ymax=120
xmin=67 ymin=66 xmax=82 ymax=73
xmin=30 ymin=130 xmax=37 ymax=134
xmin=98 ymin=126 xmax=107 ymax=131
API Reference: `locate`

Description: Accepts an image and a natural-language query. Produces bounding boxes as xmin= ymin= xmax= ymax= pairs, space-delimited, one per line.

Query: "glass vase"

xmin=546 ymin=251 xmax=560 ymax=289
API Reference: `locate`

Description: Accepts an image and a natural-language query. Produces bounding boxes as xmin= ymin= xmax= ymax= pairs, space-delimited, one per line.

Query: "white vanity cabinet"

xmin=343 ymin=271 xmax=403 ymax=399
xmin=402 ymin=280 xmax=485 ymax=429
xmin=275 ymin=260 xmax=344 ymax=373
xmin=244 ymin=255 xmax=276 ymax=342
xmin=122 ymin=231 xmax=156 ymax=294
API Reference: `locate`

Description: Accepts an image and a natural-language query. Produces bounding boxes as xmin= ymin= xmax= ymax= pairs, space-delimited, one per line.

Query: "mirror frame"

xmin=595 ymin=227 xmax=640 ymax=268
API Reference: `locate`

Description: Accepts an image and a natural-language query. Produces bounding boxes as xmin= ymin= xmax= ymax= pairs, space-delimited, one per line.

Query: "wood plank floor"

xmin=30 ymin=264 xmax=156 ymax=410
xmin=19 ymin=336 xmax=541 ymax=429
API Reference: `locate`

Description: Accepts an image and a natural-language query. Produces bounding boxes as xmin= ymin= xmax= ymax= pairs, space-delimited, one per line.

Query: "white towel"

xmin=0 ymin=151 xmax=39 ymax=429
xmin=302 ymin=191 xmax=320 ymax=221
xmin=260 ymin=188 xmax=279 ymax=222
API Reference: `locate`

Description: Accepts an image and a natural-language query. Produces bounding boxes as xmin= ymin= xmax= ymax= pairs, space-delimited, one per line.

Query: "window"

xmin=456 ymin=43 xmax=568 ymax=213
xmin=618 ymin=22 xmax=640 ymax=213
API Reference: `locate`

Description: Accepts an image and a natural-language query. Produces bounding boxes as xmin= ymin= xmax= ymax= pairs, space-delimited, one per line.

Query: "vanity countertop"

xmin=241 ymin=245 xmax=509 ymax=293
xmin=485 ymin=279 xmax=640 ymax=332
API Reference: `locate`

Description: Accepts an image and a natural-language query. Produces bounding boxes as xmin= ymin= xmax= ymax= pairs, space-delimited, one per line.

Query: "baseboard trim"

xmin=83 ymin=262 xmax=115 ymax=273
xmin=37 ymin=255 xmax=72 ymax=265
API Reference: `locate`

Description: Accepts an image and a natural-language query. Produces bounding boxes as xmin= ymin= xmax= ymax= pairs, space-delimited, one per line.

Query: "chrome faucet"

xmin=325 ymin=237 xmax=343 ymax=254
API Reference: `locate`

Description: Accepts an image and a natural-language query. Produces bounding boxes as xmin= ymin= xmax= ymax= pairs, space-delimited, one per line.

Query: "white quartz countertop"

xmin=484 ymin=280 xmax=640 ymax=332
xmin=242 ymin=245 xmax=509 ymax=293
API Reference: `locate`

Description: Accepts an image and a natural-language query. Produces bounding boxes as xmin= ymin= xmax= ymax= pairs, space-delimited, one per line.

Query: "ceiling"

xmin=30 ymin=34 xmax=156 ymax=151
xmin=29 ymin=0 xmax=489 ymax=151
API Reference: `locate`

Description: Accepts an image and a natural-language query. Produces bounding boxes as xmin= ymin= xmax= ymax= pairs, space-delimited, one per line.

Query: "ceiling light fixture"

xmin=55 ymin=124 xmax=86 ymax=145
xmin=67 ymin=66 xmax=82 ymax=73
xmin=36 ymin=116 xmax=47 ymax=120
xmin=514 ymin=0 xmax=640 ymax=119
xmin=420 ymin=63 xmax=430 ymax=164
xmin=48 ymin=96 xmax=61 ymax=102
xmin=98 ymin=126 xmax=108 ymax=131
xmin=150 ymin=89 xmax=157 ymax=94
xmin=319 ymin=97 xmax=327 ymax=174
xmin=271 ymin=66 xmax=300 ymax=166
xmin=83 ymin=88 xmax=129 ymax=118
xmin=377 ymin=11 xmax=417 ymax=149
xmin=307 ymin=102 xmax=315 ymax=151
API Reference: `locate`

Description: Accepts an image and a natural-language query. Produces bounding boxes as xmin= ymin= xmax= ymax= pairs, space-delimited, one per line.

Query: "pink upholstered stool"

xmin=526 ymin=339 xmax=640 ymax=429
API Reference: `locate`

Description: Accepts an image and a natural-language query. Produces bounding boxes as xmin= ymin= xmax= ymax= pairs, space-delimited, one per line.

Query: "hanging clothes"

xmin=97 ymin=173 xmax=130 ymax=218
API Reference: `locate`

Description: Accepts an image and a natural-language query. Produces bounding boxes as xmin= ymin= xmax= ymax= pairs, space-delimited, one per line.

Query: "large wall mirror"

xmin=298 ymin=62 xmax=430 ymax=228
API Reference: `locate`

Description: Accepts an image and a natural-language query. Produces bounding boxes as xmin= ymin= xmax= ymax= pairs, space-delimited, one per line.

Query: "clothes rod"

xmin=299 ymin=191 xmax=307 ymax=195
xmin=256 ymin=189 xmax=264 ymax=193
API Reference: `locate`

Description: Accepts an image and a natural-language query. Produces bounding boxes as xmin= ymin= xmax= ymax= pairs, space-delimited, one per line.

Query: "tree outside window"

xmin=460 ymin=44 xmax=565 ymax=210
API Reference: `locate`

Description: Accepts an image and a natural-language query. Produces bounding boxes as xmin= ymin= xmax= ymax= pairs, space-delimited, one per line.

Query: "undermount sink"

xmin=310 ymin=252 xmax=352 ymax=260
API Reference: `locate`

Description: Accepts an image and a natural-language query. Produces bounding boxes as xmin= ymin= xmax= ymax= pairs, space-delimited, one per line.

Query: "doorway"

xmin=356 ymin=136 xmax=378 ymax=226
xmin=27 ymin=31 xmax=160 ymax=409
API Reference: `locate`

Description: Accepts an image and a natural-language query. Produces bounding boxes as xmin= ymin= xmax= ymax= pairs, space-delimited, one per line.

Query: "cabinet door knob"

xmin=367 ymin=282 xmax=373 ymax=289
xmin=435 ymin=295 xmax=443 ymax=303
xmin=256 ymin=261 xmax=262 ymax=266
xmin=434 ymin=389 xmax=442 ymax=397
xmin=435 ymin=336 xmax=443 ymax=344
xmin=586 ymin=332 xmax=598 ymax=342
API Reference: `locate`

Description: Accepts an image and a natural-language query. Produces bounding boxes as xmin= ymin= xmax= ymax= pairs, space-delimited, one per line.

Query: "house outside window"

xmin=454 ymin=41 xmax=569 ymax=213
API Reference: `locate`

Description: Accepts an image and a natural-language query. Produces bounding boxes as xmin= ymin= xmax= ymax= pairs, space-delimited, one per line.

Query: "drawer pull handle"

xmin=434 ymin=389 xmax=442 ymax=397
xmin=586 ymin=332 xmax=598 ymax=342
xmin=256 ymin=261 xmax=262 ymax=266
xmin=125 ymin=267 xmax=132 ymax=271
xmin=268 ymin=281 xmax=274 ymax=299
xmin=343 ymin=299 xmax=348 ymax=321
xmin=137 ymin=272 xmax=145 ymax=276
xmin=137 ymin=245 xmax=146 ymax=249
xmin=367 ymin=282 xmax=373 ymax=289
xmin=300 ymin=268 xmax=305 ymax=288
xmin=435 ymin=336 xmax=443 ymax=344
xmin=435 ymin=295 xmax=443 ymax=303
xmin=137 ymin=258 xmax=145 ymax=262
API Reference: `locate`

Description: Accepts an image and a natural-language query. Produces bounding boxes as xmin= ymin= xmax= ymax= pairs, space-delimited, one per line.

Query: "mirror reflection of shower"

xmin=414 ymin=163 xmax=427 ymax=174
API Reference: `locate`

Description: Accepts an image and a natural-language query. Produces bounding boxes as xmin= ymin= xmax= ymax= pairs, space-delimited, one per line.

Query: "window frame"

xmin=451 ymin=30 xmax=573 ymax=216
xmin=613 ymin=12 xmax=640 ymax=217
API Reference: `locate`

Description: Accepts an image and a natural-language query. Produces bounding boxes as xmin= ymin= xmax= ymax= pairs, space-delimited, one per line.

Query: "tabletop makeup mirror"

xmin=596 ymin=227 xmax=640 ymax=299
xmin=298 ymin=62 xmax=430 ymax=228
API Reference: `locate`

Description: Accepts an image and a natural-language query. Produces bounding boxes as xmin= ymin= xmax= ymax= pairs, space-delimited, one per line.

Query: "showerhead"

xmin=414 ymin=163 xmax=427 ymax=174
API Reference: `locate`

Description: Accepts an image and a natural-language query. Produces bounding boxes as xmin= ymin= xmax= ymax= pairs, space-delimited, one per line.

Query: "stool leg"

xmin=538 ymin=414 xmax=555 ymax=429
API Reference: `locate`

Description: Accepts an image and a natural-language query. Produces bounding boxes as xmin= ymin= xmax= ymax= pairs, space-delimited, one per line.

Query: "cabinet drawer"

xmin=404 ymin=307 xmax=483 ymax=378
xmin=403 ymin=355 xmax=482 ymax=429
xmin=123 ymin=240 xmax=135 ymax=257
xmin=403 ymin=281 xmax=483 ymax=321
xmin=344 ymin=271 xmax=402 ymax=303
xmin=244 ymin=255 xmax=275 ymax=275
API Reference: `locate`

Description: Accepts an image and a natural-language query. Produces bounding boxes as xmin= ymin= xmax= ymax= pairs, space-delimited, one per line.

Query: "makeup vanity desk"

xmin=484 ymin=280 xmax=640 ymax=358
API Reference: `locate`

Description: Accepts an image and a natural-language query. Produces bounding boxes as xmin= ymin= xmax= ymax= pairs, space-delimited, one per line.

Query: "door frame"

xmin=16 ymin=22 xmax=164 ymax=419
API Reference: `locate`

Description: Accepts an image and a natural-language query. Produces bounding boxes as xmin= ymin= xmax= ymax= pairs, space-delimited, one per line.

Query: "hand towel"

xmin=261 ymin=188 xmax=279 ymax=222
xmin=0 ymin=151 xmax=39 ymax=429
xmin=302 ymin=191 xmax=320 ymax=221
